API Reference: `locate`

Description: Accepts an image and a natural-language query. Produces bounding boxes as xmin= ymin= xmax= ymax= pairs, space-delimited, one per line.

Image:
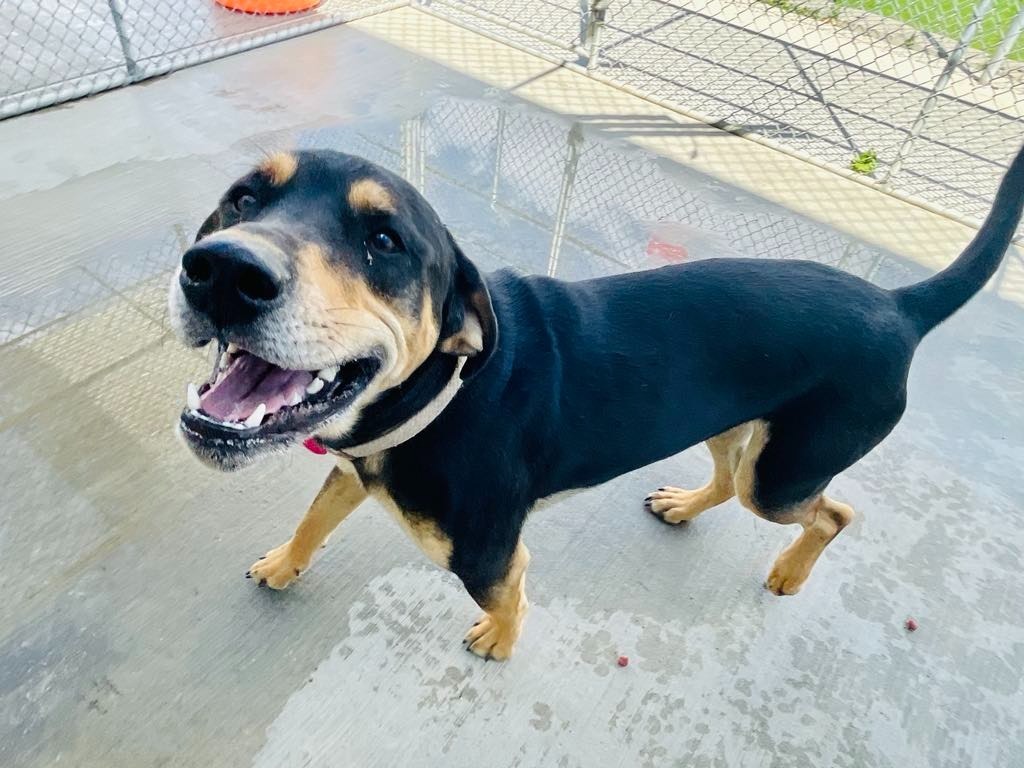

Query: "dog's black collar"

xmin=320 ymin=351 xmax=461 ymax=455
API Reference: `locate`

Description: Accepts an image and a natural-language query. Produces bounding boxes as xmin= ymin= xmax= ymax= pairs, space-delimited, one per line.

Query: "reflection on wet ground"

xmin=1 ymin=93 xmax=925 ymax=344
xmin=0 ymin=18 xmax=1021 ymax=768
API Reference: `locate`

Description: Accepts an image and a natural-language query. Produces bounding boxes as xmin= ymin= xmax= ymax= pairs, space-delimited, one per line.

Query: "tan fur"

xmin=248 ymin=465 xmax=367 ymax=589
xmin=440 ymin=287 xmax=492 ymax=359
xmin=439 ymin=312 xmax=483 ymax=355
xmin=732 ymin=419 xmax=770 ymax=511
xmin=464 ymin=540 xmax=530 ymax=661
xmin=347 ymin=178 xmax=396 ymax=213
xmin=647 ymin=422 xmax=756 ymax=523
xmin=373 ymin=489 xmax=453 ymax=568
xmin=260 ymin=152 xmax=298 ymax=187
xmin=649 ymin=419 xmax=853 ymax=595
xmin=764 ymin=496 xmax=854 ymax=595
xmin=397 ymin=292 xmax=440 ymax=381
xmin=295 ymin=244 xmax=438 ymax=390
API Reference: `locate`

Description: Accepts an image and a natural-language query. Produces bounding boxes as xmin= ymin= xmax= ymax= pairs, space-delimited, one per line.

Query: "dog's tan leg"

xmin=646 ymin=422 xmax=753 ymax=524
xmin=247 ymin=465 xmax=367 ymax=589
xmin=725 ymin=421 xmax=854 ymax=595
xmin=464 ymin=540 xmax=530 ymax=661
xmin=763 ymin=496 xmax=854 ymax=595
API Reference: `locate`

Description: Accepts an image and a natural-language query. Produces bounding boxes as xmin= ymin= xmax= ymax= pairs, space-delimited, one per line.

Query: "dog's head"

xmin=169 ymin=150 xmax=496 ymax=470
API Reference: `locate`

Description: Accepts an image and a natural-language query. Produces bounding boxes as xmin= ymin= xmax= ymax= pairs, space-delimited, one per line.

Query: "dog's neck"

xmin=321 ymin=351 xmax=465 ymax=459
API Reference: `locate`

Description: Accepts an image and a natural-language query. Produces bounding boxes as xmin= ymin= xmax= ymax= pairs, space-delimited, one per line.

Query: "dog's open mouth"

xmin=179 ymin=344 xmax=380 ymax=455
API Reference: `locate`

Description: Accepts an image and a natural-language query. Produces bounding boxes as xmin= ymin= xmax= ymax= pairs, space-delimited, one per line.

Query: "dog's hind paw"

xmin=644 ymin=486 xmax=706 ymax=525
xmin=764 ymin=547 xmax=809 ymax=596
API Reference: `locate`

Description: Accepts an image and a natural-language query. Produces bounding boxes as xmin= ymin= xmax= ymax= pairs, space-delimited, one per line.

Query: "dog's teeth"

xmin=186 ymin=382 xmax=201 ymax=411
xmin=219 ymin=352 xmax=230 ymax=369
xmin=287 ymin=391 xmax=303 ymax=407
xmin=225 ymin=421 xmax=246 ymax=430
xmin=227 ymin=343 xmax=239 ymax=354
xmin=244 ymin=404 xmax=266 ymax=428
xmin=306 ymin=378 xmax=325 ymax=395
xmin=317 ymin=366 xmax=338 ymax=382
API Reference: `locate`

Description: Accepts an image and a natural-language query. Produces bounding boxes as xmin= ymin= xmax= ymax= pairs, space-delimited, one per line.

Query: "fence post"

xmin=106 ymin=0 xmax=139 ymax=80
xmin=582 ymin=0 xmax=612 ymax=69
xmin=883 ymin=0 xmax=995 ymax=184
xmin=980 ymin=6 xmax=1024 ymax=85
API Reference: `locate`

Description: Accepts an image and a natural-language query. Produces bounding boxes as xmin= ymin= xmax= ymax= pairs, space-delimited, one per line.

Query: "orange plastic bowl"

xmin=215 ymin=0 xmax=320 ymax=13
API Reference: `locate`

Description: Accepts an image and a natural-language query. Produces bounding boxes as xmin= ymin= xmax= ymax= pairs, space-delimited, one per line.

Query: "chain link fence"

xmin=1 ymin=0 xmax=401 ymax=118
xmin=421 ymin=0 xmax=1024 ymax=231
xmin=3 ymin=0 xmax=1022 ymax=233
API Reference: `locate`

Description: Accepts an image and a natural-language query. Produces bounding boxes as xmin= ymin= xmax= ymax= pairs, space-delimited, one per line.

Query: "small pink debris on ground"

xmin=617 ymin=655 xmax=629 ymax=667
xmin=905 ymin=618 xmax=918 ymax=632
xmin=646 ymin=237 xmax=688 ymax=263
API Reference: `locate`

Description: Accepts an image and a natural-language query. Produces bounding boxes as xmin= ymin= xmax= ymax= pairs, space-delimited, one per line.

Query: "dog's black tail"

xmin=894 ymin=143 xmax=1024 ymax=337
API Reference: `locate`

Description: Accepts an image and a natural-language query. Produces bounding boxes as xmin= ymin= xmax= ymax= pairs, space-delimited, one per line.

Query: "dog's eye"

xmin=230 ymin=188 xmax=258 ymax=215
xmin=368 ymin=229 xmax=403 ymax=255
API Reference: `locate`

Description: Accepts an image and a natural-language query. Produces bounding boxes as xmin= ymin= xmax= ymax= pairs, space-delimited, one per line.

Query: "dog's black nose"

xmin=180 ymin=239 xmax=283 ymax=327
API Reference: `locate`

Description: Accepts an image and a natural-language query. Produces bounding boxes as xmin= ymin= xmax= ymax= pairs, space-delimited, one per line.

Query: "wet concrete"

xmin=1 ymin=14 xmax=1022 ymax=768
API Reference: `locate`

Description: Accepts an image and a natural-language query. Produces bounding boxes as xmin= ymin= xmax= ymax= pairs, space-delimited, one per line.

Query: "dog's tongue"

xmin=200 ymin=352 xmax=314 ymax=422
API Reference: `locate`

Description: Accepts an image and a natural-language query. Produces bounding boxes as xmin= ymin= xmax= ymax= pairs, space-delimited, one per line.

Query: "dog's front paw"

xmin=246 ymin=541 xmax=305 ymax=589
xmin=464 ymin=614 xmax=519 ymax=661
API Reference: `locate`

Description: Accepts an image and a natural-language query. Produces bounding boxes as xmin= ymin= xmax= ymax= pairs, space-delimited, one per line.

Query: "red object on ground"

xmin=617 ymin=655 xmax=629 ymax=667
xmin=303 ymin=437 xmax=328 ymax=455
xmin=646 ymin=237 xmax=688 ymax=263
xmin=905 ymin=618 xmax=918 ymax=632
xmin=215 ymin=0 xmax=320 ymax=13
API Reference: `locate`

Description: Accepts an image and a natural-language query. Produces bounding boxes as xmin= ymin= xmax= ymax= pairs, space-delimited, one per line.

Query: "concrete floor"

xmin=1 ymin=12 xmax=1022 ymax=768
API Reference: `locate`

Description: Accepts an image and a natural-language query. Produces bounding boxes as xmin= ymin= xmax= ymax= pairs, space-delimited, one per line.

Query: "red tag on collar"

xmin=303 ymin=437 xmax=328 ymax=455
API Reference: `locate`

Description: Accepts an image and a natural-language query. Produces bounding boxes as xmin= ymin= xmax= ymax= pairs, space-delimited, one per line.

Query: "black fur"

xmin=179 ymin=145 xmax=1024 ymax=608
xmin=360 ymin=144 xmax=1024 ymax=597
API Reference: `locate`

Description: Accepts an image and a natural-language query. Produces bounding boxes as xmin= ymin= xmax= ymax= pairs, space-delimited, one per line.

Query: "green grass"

xmin=850 ymin=149 xmax=879 ymax=173
xmin=771 ymin=0 xmax=1024 ymax=61
xmin=839 ymin=0 xmax=1023 ymax=59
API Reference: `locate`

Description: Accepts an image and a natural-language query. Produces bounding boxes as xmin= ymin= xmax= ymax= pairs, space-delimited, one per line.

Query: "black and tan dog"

xmin=170 ymin=147 xmax=1024 ymax=660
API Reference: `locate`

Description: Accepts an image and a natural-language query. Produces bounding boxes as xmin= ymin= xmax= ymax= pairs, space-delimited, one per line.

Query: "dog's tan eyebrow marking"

xmin=259 ymin=152 xmax=298 ymax=186
xmin=348 ymin=178 xmax=396 ymax=213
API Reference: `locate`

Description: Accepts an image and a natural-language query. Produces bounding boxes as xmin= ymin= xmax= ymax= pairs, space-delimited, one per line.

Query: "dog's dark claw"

xmin=245 ymin=572 xmax=251 ymax=579
xmin=657 ymin=487 xmax=665 ymax=491
xmin=258 ymin=556 xmax=266 ymax=561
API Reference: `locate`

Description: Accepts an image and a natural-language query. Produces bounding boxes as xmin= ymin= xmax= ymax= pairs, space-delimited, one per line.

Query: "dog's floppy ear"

xmin=439 ymin=230 xmax=498 ymax=378
xmin=194 ymin=208 xmax=223 ymax=243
